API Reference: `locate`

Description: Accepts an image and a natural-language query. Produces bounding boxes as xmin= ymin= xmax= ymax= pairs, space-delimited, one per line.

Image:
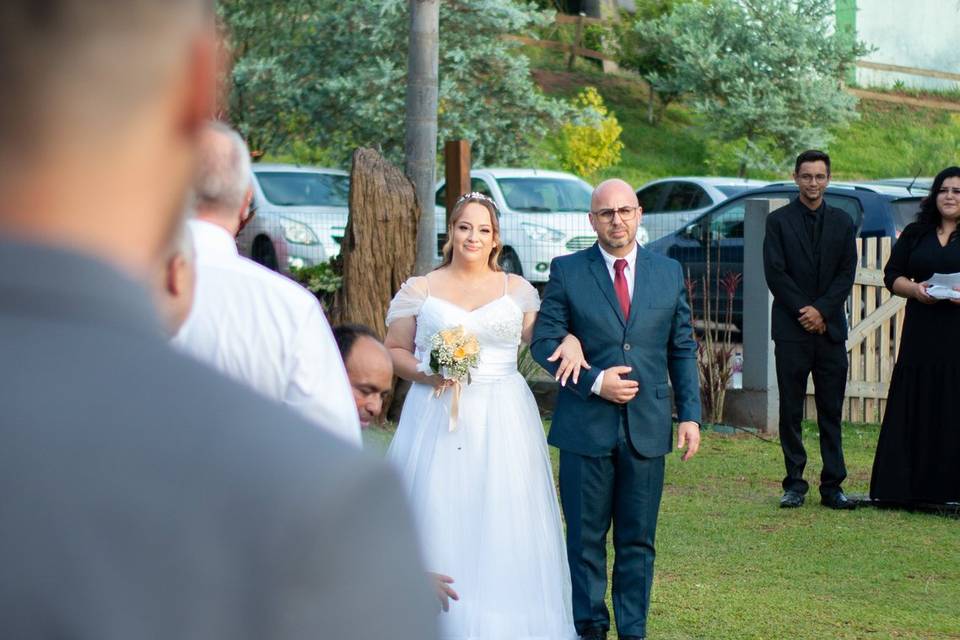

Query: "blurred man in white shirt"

xmin=175 ymin=122 xmax=361 ymax=446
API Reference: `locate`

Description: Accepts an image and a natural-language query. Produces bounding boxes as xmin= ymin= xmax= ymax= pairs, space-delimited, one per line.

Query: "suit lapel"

xmin=587 ymin=244 xmax=626 ymax=327
xmin=627 ymin=249 xmax=650 ymax=331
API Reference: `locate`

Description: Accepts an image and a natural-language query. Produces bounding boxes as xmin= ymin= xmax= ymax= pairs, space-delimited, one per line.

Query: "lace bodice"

xmin=386 ymin=274 xmax=540 ymax=381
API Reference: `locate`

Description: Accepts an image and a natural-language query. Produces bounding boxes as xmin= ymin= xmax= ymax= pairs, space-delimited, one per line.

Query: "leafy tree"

xmin=219 ymin=0 xmax=567 ymax=166
xmin=552 ymin=87 xmax=624 ymax=177
xmin=636 ymin=0 xmax=869 ymax=175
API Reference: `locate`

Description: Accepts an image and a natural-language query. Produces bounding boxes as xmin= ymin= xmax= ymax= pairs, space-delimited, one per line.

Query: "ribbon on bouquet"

xmin=434 ymin=378 xmax=463 ymax=432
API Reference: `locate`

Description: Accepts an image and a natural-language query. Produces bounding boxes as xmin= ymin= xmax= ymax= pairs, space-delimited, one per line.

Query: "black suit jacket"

xmin=763 ymin=198 xmax=857 ymax=343
xmin=0 ymin=239 xmax=437 ymax=640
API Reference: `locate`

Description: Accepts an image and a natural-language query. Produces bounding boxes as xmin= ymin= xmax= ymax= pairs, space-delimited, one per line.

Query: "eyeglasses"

xmin=797 ymin=174 xmax=829 ymax=183
xmin=591 ymin=206 xmax=640 ymax=223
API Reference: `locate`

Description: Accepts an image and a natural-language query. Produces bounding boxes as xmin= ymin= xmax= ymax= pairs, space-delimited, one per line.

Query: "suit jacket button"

xmin=624 ymin=343 xmax=631 ymax=351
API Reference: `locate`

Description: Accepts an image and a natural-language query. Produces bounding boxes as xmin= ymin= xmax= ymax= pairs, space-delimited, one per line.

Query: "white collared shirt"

xmin=597 ymin=242 xmax=638 ymax=299
xmin=174 ymin=220 xmax=362 ymax=447
xmin=590 ymin=242 xmax=640 ymax=395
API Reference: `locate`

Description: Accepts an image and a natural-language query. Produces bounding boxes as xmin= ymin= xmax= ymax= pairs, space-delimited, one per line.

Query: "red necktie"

xmin=614 ymin=258 xmax=630 ymax=320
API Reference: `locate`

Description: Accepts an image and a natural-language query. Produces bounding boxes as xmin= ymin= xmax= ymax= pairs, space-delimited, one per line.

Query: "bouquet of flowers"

xmin=426 ymin=325 xmax=480 ymax=431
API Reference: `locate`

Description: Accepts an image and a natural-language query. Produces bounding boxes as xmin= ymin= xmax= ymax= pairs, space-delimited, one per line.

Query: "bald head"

xmin=591 ymin=179 xmax=638 ymax=211
xmin=193 ymin=122 xmax=253 ymax=233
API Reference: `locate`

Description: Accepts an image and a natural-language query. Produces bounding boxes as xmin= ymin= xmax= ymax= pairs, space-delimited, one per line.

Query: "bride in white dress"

xmin=384 ymin=193 xmax=581 ymax=640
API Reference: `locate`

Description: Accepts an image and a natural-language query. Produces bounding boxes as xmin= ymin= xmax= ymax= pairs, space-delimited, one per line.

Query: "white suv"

xmin=435 ymin=169 xmax=630 ymax=283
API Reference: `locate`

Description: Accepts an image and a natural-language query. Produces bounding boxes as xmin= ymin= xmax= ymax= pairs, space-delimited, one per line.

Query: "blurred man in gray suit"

xmin=0 ymin=2 xmax=437 ymax=639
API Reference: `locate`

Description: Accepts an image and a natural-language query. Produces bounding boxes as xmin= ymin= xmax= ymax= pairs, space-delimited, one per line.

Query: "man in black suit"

xmin=763 ymin=150 xmax=858 ymax=510
xmin=0 ymin=2 xmax=437 ymax=638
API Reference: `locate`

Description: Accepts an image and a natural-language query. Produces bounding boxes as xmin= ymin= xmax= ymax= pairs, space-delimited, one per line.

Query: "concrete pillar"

xmin=723 ymin=198 xmax=788 ymax=434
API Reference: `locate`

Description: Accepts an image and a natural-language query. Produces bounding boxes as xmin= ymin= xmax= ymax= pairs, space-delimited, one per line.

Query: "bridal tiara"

xmin=455 ymin=191 xmax=498 ymax=212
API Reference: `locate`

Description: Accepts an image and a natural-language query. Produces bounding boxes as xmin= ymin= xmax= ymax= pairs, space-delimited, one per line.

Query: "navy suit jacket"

xmin=531 ymin=243 xmax=701 ymax=458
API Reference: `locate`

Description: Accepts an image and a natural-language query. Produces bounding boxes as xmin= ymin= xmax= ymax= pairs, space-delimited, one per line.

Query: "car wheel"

xmin=252 ymin=235 xmax=279 ymax=271
xmin=499 ymin=248 xmax=523 ymax=276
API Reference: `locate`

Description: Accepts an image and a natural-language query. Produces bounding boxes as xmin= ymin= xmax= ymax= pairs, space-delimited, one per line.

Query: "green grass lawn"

xmin=367 ymin=421 xmax=960 ymax=639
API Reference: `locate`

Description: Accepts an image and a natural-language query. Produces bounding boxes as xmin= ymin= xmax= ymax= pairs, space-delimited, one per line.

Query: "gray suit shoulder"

xmin=0 ymin=333 xmax=436 ymax=640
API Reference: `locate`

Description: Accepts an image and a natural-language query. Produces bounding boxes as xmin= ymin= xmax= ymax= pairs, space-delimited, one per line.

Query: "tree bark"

xmin=404 ymin=0 xmax=440 ymax=275
xmin=334 ymin=148 xmax=419 ymax=337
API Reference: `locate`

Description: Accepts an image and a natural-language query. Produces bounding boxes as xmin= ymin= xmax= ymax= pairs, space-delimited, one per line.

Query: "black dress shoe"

xmin=821 ymin=491 xmax=857 ymax=510
xmin=780 ymin=490 xmax=805 ymax=508
xmin=619 ymin=636 xmax=645 ymax=640
xmin=579 ymin=628 xmax=607 ymax=640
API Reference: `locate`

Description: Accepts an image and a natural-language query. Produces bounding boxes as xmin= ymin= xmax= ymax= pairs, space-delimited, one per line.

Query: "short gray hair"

xmin=193 ymin=121 xmax=253 ymax=214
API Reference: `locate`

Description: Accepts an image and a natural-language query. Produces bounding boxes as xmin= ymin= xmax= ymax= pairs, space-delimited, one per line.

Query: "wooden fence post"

xmin=444 ymin=140 xmax=471 ymax=229
xmin=567 ymin=13 xmax=585 ymax=71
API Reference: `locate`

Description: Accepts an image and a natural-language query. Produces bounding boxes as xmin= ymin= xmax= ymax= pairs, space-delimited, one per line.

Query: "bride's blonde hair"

xmin=437 ymin=193 xmax=503 ymax=271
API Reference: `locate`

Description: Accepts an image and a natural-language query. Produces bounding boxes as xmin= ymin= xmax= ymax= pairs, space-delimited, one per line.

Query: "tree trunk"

xmin=334 ymin=148 xmax=419 ymax=337
xmin=405 ymin=0 xmax=440 ymax=275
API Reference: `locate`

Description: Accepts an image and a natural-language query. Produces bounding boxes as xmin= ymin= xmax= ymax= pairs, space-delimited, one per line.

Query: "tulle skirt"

xmin=388 ymin=372 xmax=577 ymax=640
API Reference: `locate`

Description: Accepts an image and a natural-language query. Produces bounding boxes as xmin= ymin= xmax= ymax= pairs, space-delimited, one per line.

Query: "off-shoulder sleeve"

xmin=508 ymin=275 xmax=541 ymax=312
xmin=385 ymin=276 xmax=428 ymax=326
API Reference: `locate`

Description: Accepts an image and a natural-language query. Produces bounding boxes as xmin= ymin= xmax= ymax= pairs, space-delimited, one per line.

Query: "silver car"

xmin=237 ymin=164 xmax=350 ymax=272
xmin=635 ymin=176 xmax=768 ymax=243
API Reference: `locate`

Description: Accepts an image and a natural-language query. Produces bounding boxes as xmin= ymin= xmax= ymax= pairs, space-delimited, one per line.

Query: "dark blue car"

xmin=645 ymin=182 xmax=923 ymax=331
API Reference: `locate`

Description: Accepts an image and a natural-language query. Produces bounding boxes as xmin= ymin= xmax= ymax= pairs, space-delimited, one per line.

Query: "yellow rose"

xmin=453 ymin=347 xmax=466 ymax=359
xmin=441 ymin=326 xmax=464 ymax=346
xmin=462 ymin=338 xmax=480 ymax=356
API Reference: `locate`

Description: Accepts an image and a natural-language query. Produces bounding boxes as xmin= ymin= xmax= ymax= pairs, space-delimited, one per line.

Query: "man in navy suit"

xmin=532 ymin=179 xmax=701 ymax=640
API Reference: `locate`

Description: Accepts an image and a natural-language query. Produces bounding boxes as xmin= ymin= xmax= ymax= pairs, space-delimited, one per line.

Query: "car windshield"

xmin=256 ymin=172 xmax=350 ymax=207
xmin=716 ymin=185 xmax=755 ymax=197
xmin=891 ymin=198 xmax=922 ymax=231
xmin=497 ymin=177 xmax=592 ymax=212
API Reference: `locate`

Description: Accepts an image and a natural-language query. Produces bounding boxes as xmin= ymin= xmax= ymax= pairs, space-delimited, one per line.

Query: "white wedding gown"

xmin=386 ymin=274 xmax=577 ymax=640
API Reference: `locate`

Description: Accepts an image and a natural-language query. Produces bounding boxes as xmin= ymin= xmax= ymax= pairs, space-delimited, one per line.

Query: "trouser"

xmin=558 ymin=415 xmax=665 ymax=638
xmin=775 ymin=336 xmax=849 ymax=497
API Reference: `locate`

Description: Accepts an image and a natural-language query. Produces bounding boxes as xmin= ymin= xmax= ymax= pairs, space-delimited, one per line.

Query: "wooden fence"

xmin=502 ymin=13 xmax=618 ymax=73
xmin=804 ymin=237 xmax=906 ymax=423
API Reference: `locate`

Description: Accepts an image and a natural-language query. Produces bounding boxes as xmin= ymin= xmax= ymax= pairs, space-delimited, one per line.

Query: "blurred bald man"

xmin=0 ymin=2 xmax=436 ymax=638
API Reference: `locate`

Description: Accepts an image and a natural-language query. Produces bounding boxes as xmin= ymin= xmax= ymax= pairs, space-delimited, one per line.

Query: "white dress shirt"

xmin=174 ymin=220 xmax=362 ymax=446
xmin=590 ymin=242 xmax=639 ymax=396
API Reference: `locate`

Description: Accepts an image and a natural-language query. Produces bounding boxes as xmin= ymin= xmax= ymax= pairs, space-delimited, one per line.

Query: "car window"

xmin=823 ymin=194 xmax=863 ymax=229
xmin=471 ymin=178 xmax=493 ymax=196
xmin=716 ymin=185 xmax=753 ymax=197
xmin=688 ymin=192 xmax=795 ymax=241
xmin=890 ymin=198 xmax=921 ymax=231
xmin=663 ymin=183 xmax=709 ymax=212
xmin=435 ymin=179 xmax=492 ymax=208
xmin=255 ymin=172 xmax=349 ymax=207
xmin=710 ymin=202 xmax=747 ymax=239
xmin=497 ymin=177 xmax=591 ymax=212
xmin=637 ymin=183 xmax=669 ymax=213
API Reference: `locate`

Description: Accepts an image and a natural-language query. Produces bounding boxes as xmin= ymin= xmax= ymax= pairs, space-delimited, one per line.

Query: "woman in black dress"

xmin=871 ymin=166 xmax=960 ymax=505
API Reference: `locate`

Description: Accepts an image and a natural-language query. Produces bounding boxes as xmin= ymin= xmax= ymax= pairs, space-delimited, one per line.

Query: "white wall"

xmin=854 ymin=0 xmax=959 ymax=91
